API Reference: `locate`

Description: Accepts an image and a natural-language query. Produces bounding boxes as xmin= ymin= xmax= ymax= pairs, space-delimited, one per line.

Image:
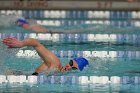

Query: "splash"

xmin=0 ymin=14 xmax=24 ymax=27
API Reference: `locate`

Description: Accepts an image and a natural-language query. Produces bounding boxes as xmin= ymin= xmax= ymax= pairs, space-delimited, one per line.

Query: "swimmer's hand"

xmin=2 ymin=37 xmax=23 ymax=48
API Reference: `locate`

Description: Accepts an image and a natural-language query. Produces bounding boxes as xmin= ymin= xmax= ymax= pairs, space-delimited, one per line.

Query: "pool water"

xmin=0 ymin=50 xmax=140 ymax=76
xmin=0 ymin=83 xmax=140 ymax=93
xmin=0 ymin=11 xmax=140 ymax=93
xmin=0 ymin=32 xmax=140 ymax=93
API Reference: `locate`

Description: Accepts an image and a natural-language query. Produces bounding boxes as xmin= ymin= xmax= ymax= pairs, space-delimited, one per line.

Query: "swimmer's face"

xmin=61 ymin=60 xmax=79 ymax=72
xmin=16 ymin=21 xmax=29 ymax=27
xmin=16 ymin=21 xmax=22 ymax=26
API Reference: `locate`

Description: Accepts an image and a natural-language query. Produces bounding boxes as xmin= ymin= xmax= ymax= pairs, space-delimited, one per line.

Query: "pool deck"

xmin=0 ymin=0 xmax=140 ymax=10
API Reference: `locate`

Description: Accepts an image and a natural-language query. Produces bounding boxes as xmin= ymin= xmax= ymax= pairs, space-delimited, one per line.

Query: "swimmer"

xmin=16 ymin=19 xmax=50 ymax=33
xmin=2 ymin=37 xmax=89 ymax=75
xmin=16 ymin=19 xmax=86 ymax=33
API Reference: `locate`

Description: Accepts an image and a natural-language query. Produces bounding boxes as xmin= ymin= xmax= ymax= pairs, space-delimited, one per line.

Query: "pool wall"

xmin=0 ymin=0 xmax=140 ymax=10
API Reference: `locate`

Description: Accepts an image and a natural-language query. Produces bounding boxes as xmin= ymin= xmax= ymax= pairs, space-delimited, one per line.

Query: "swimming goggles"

xmin=16 ymin=19 xmax=29 ymax=27
xmin=69 ymin=60 xmax=78 ymax=70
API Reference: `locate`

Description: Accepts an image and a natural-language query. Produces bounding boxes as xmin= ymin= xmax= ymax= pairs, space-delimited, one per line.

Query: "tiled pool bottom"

xmin=0 ymin=76 xmax=140 ymax=93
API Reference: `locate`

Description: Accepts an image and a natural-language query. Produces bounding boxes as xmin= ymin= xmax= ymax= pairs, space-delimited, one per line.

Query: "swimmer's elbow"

xmin=45 ymin=61 xmax=51 ymax=68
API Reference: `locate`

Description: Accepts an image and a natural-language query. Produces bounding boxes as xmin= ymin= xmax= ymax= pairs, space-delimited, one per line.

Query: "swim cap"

xmin=73 ymin=57 xmax=89 ymax=71
xmin=16 ymin=19 xmax=29 ymax=27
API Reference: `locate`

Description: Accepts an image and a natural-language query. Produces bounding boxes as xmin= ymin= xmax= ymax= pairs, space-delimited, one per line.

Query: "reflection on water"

xmin=0 ymin=83 xmax=140 ymax=93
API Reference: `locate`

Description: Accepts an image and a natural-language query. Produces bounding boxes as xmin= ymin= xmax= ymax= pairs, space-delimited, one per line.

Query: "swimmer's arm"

xmin=22 ymin=20 xmax=85 ymax=33
xmin=22 ymin=38 xmax=40 ymax=47
xmin=28 ymin=24 xmax=49 ymax=33
xmin=23 ymin=22 xmax=85 ymax=33
xmin=3 ymin=38 xmax=51 ymax=67
xmin=21 ymin=23 xmax=48 ymax=33
xmin=27 ymin=21 xmax=85 ymax=33
xmin=3 ymin=38 xmax=45 ymax=49
xmin=22 ymin=38 xmax=52 ymax=67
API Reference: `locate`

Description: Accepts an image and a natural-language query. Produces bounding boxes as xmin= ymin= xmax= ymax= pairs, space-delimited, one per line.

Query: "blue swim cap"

xmin=73 ymin=57 xmax=89 ymax=71
xmin=16 ymin=19 xmax=29 ymax=27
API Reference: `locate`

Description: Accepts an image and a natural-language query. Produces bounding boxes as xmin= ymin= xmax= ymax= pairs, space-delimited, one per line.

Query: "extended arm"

xmin=21 ymin=23 xmax=49 ymax=33
xmin=17 ymin=19 xmax=86 ymax=33
xmin=2 ymin=38 xmax=60 ymax=68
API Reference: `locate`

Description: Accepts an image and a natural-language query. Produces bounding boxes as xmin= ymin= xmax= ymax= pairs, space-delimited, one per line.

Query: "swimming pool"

xmin=0 ymin=10 xmax=140 ymax=93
